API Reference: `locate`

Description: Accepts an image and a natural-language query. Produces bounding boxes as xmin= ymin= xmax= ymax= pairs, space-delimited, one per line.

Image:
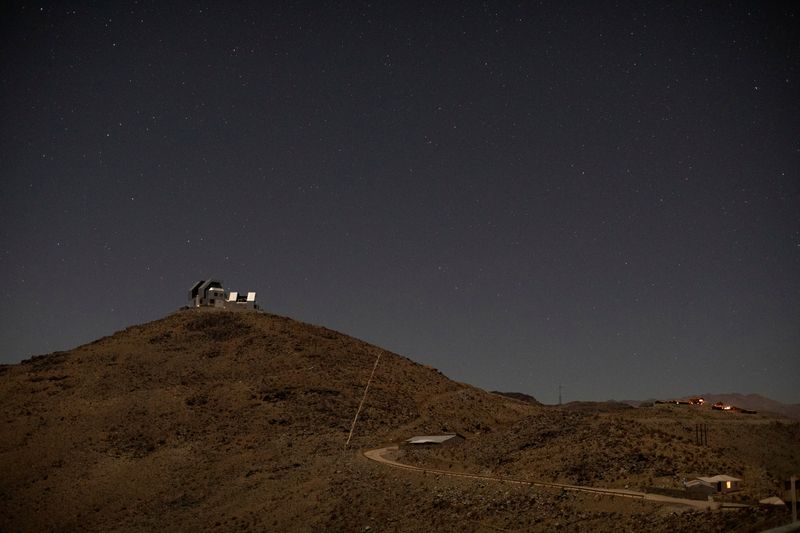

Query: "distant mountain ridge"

xmin=699 ymin=393 xmax=800 ymax=421
xmin=490 ymin=391 xmax=541 ymax=405
xmin=622 ymin=393 xmax=800 ymax=421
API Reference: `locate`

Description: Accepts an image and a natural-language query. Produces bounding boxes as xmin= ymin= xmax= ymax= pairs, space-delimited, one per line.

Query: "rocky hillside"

xmin=0 ymin=308 xmax=533 ymax=531
xmin=1 ymin=309 xmax=797 ymax=531
xmin=403 ymin=402 xmax=800 ymax=503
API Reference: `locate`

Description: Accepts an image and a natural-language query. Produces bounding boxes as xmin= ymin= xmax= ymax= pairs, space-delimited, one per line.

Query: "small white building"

xmin=188 ymin=279 xmax=259 ymax=311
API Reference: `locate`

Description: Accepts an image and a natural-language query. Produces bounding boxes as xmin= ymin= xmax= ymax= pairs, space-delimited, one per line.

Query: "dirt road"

xmin=363 ymin=445 xmax=748 ymax=511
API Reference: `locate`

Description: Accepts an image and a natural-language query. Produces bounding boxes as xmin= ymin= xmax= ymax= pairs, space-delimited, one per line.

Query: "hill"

xmin=0 ymin=309 xmax=534 ymax=531
xmin=1 ymin=309 xmax=797 ymax=531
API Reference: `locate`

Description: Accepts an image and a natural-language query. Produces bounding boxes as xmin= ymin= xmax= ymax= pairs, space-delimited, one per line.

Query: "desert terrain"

xmin=1 ymin=308 xmax=798 ymax=531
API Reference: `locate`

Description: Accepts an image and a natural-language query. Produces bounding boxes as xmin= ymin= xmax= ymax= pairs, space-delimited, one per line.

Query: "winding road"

xmin=363 ymin=445 xmax=748 ymax=511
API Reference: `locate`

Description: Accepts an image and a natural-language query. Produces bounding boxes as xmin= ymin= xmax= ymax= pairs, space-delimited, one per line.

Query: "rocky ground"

xmin=403 ymin=403 xmax=800 ymax=500
xmin=322 ymin=458 xmax=790 ymax=532
xmin=1 ymin=308 xmax=797 ymax=531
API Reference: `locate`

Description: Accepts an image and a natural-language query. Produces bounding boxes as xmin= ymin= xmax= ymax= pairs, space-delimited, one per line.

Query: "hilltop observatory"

xmin=188 ymin=279 xmax=259 ymax=311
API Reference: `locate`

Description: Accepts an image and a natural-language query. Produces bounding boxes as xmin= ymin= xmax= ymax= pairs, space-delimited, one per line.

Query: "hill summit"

xmin=0 ymin=309 xmax=532 ymax=530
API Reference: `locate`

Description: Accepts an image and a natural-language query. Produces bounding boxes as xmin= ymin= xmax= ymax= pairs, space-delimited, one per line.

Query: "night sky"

xmin=2 ymin=2 xmax=798 ymax=404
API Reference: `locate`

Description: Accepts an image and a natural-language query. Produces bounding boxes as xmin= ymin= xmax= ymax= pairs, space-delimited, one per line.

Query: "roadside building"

xmin=686 ymin=475 xmax=742 ymax=494
xmin=759 ymin=496 xmax=787 ymax=508
xmin=684 ymin=479 xmax=717 ymax=498
xmin=401 ymin=434 xmax=465 ymax=449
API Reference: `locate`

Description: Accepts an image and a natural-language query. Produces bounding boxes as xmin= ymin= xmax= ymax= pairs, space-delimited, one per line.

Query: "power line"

xmin=344 ymin=351 xmax=382 ymax=450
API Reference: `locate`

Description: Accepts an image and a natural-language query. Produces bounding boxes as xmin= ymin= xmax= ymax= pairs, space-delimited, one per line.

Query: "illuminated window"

xmin=726 ymin=481 xmax=731 ymax=489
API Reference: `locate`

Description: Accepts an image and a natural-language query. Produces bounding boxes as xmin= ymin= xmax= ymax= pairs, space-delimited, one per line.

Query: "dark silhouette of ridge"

xmin=491 ymin=391 xmax=541 ymax=405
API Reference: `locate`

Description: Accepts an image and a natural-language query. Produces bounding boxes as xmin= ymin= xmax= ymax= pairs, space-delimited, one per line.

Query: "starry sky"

xmin=2 ymin=1 xmax=798 ymax=404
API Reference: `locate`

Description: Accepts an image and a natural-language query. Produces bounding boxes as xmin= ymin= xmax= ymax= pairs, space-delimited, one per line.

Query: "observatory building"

xmin=188 ymin=279 xmax=259 ymax=311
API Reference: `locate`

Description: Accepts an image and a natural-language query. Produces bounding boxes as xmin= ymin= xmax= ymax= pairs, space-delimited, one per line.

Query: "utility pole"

xmin=558 ymin=384 xmax=562 ymax=406
xmin=696 ymin=423 xmax=709 ymax=446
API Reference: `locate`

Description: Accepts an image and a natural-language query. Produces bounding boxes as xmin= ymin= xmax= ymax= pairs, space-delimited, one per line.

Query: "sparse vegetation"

xmin=0 ymin=308 xmax=797 ymax=531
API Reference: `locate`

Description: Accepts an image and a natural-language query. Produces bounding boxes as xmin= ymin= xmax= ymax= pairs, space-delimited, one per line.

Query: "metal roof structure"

xmin=759 ymin=496 xmax=786 ymax=506
xmin=698 ymin=475 xmax=741 ymax=483
xmin=405 ymin=434 xmax=461 ymax=445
